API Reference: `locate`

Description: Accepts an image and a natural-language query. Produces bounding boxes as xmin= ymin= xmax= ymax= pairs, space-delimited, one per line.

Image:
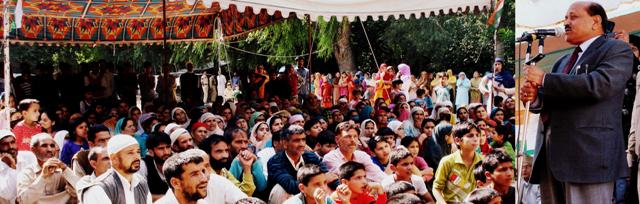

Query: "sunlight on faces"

xmin=113 ymin=145 xmax=141 ymax=174
xmin=32 ymin=137 xmax=56 ymax=162
xmin=455 ymin=129 xmax=480 ymax=151
xmin=174 ymin=162 xmax=210 ymax=200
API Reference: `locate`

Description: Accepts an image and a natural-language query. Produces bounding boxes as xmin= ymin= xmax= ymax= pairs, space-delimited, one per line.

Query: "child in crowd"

xmin=381 ymin=147 xmax=434 ymax=202
xmin=400 ymin=136 xmax=434 ymax=182
xmin=464 ymin=188 xmax=502 ymax=204
xmin=490 ymin=125 xmax=515 ymax=167
xmin=432 ymin=123 xmax=483 ymax=203
xmin=333 ymin=161 xmax=386 ymax=204
xmin=314 ymin=130 xmax=337 ymax=159
xmin=283 ymin=164 xmax=336 ymax=204
xmin=368 ymin=135 xmax=391 ymax=173
xmin=482 ymin=150 xmax=515 ymax=204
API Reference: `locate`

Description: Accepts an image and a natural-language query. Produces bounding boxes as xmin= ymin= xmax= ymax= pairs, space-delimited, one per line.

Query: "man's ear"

xmin=89 ymin=160 xmax=97 ymax=169
xmin=484 ymin=171 xmax=493 ymax=182
xmin=389 ymin=164 xmax=397 ymax=172
xmin=298 ymin=183 xmax=305 ymax=194
xmin=170 ymin=177 xmax=181 ymax=190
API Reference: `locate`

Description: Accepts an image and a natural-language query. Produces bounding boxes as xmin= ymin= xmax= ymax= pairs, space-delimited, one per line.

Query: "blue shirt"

xmin=60 ymin=140 xmax=89 ymax=166
xmin=135 ymin=132 xmax=149 ymax=158
xmin=230 ymin=157 xmax=268 ymax=193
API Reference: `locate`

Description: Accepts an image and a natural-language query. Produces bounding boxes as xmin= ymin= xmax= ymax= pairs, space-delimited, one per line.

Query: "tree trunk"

xmin=333 ymin=20 xmax=355 ymax=73
xmin=494 ymin=30 xmax=504 ymax=59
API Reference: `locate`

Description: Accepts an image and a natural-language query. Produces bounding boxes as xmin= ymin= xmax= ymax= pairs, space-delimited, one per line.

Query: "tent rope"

xmin=359 ymin=18 xmax=379 ymax=69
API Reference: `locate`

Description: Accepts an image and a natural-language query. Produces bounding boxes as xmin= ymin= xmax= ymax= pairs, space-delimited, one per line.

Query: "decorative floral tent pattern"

xmin=0 ymin=0 xmax=283 ymax=45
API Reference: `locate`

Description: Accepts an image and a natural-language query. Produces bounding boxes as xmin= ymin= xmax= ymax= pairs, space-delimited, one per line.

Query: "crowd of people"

xmin=0 ymin=56 xmax=522 ymax=204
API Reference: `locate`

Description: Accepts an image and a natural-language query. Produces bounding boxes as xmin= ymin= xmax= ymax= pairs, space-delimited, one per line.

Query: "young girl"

xmin=401 ymin=137 xmax=434 ymax=182
xmin=250 ymin=122 xmax=272 ymax=152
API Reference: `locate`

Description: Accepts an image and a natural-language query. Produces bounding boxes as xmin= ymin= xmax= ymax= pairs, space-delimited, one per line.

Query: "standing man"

xmin=295 ymin=56 xmax=310 ymax=99
xmin=83 ymin=134 xmax=152 ymax=204
xmin=180 ymin=62 xmax=201 ymax=107
xmin=521 ymin=2 xmax=634 ymax=203
xmin=138 ymin=62 xmax=156 ymax=106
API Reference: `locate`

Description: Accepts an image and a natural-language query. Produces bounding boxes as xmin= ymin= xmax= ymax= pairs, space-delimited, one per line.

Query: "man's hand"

xmin=334 ymin=184 xmax=352 ymax=203
xmin=238 ymin=150 xmax=256 ymax=168
xmin=614 ymin=30 xmax=630 ymax=43
xmin=313 ymin=188 xmax=327 ymax=204
xmin=0 ymin=153 xmax=16 ymax=169
xmin=524 ymin=65 xmax=545 ymax=86
xmin=520 ymin=81 xmax=539 ymax=103
xmin=41 ymin=158 xmax=63 ymax=178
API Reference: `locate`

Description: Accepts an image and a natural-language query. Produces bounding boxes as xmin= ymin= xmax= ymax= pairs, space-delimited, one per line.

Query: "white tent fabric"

xmin=190 ymin=0 xmax=491 ymax=21
xmin=516 ymin=0 xmax=640 ymax=37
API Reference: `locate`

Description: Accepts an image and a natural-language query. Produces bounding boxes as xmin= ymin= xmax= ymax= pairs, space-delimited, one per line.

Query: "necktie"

xmin=562 ymin=47 xmax=583 ymax=74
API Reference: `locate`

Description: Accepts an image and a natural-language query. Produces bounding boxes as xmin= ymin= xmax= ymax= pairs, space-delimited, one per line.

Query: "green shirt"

xmin=432 ymin=151 xmax=483 ymax=203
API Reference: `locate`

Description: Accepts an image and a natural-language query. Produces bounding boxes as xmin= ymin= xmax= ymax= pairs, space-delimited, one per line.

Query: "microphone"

xmin=517 ymin=27 xmax=565 ymax=42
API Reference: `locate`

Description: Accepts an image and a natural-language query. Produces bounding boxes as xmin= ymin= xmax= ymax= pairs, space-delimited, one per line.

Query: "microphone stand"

xmin=516 ymin=36 xmax=545 ymax=204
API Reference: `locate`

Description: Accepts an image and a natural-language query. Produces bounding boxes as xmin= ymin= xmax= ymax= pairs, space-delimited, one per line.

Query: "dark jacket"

xmin=267 ymin=151 xmax=333 ymax=194
xmin=530 ymin=36 xmax=632 ymax=183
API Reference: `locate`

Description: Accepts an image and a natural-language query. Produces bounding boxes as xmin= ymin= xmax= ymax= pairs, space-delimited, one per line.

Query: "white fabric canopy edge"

xmin=190 ymin=0 xmax=491 ymax=22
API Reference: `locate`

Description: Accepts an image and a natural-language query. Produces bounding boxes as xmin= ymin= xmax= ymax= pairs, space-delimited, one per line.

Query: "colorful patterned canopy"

xmin=0 ymin=0 xmax=283 ymax=45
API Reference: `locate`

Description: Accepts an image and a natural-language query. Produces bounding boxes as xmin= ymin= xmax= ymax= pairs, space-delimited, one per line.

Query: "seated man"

xmin=199 ymin=135 xmax=256 ymax=196
xmin=333 ymin=161 xmax=387 ymax=204
xmin=323 ymin=122 xmax=386 ymax=182
xmin=76 ymin=146 xmax=111 ymax=202
xmin=143 ymin=132 xmax=173 ymax=201
xmin=0 ymin=130 xmax=18 ymax=203
xmin=283 ymin=164 xmax=336 ymax=204
xmin=154 ymin=150 xmax=210 ymax=204
xmin=226 ymin=128 xmax=268 ymax=194
xmin=17 ymin=133 xmax=80 ymax=203
xmin=72 ymin=124 xmax=112 ymax=177
xmin=268 ymin=125 xmax=337 ymax=204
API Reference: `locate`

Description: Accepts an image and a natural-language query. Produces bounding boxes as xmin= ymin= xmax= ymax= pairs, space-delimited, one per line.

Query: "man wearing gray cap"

xmin=83 ymin=134 xmax=152 ymax=204
xmin=17 ymin=133 xmax=80 ymax=204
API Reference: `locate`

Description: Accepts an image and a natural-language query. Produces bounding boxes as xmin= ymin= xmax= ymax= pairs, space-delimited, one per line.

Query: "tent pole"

xmin=162 ymin=0 xmax=168 ymax=65
xmin=306 ymin=15 xmax=313 ymax=93
xmin=3 ymin=0 xmax=11 ymax=129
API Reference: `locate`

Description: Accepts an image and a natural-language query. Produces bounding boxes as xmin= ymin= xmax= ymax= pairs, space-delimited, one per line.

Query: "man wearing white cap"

xmin=17 ymin=133 xmax=80 ymax=204
xmin=83 ymin=134 xmax=152 ymax=204
xmin=0 ymin=130 xmax=18 ymax=204
xmin=170 ymin=128 xmax=195 ymax=153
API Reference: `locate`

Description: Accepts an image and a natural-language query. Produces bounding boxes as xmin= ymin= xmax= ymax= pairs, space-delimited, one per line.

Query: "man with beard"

xmin=83 ymin=134 xmax=152 ymax=204
xmin=17 ymin=133 xmax=80 ymax=203
xmin=199 ymin=135 xmax=256 ymax=196
xmin=225 ymin=128 xmax=267 ymax=194
xmin=0 ymin=130 xmax=18 ymax=203
xmin=154 ymin=150 xmax=210 ymax=204
xmin=143 ymin=132 xmax=173 ymax=201
xmin=267 ymin=125 xmax=337 ymax=204
xmin=170 ymin=128 xmax=195 ymax=153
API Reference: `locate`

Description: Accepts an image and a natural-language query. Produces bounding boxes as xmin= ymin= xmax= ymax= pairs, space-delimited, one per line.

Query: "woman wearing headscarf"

xmin=469 ymin=71 xmax=483 ymax=104
xmin=358 ymin=119 xmax=377 ymax=154
xmin=455 ymin=72 xmax=471 ymax=108
xmin=114 ymin=117 xmax=137 ymax=136
xmin=393 ymin=102 xmax=411 ymax=122
xmin=402 ymin=107 xmax=426 ymax=138
xmin=135 ymin=113 xmax=158 ymax=157
xmin=387 ymin=120 xmax=405 ymax=146
xmin=249 ymin=121 xmax=272 ymax=152
xmin=128 ymin=106 xmax=141 ymax=122
xmin=171 ymin=107 xmax=191 ymax=129
xmin=199 ymin=112 xmax=224 ymax=136
xmin=374 ymin=64 xmax=393 ymax=104
xmin=422 ymin=124 xmax=454 ymax=171
xmin=446 ymin=69 xmax=457 ymax=102
xmin=248 ymin=111 xmax=265 ymax=130
xmin=398 ymin=63 xmax=415 ymax=100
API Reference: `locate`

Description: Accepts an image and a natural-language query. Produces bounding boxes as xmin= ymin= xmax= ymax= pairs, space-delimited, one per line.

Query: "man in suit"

xmin=520 ymin=1 xmax=634 ymax=203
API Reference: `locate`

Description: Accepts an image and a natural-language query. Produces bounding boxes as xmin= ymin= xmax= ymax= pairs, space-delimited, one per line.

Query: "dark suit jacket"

xmin=530 ymin=35 xmax=633 ymax=184
xmin=267 ymin=151 xmax=335 ymax=195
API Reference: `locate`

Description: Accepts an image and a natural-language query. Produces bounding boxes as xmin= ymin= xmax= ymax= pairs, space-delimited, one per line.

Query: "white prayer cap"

xmin=107 ymin=134 xmax=139 ymax=156
xmin=0 ymin=129 xmax=15 ymax=140
xmin=30 ymin=133 xmax=53 ymax=148
xmin=199 ymin=112 xmax=215 ymax=122
xmin=170 ymin=128 xmax=189 ymax=146
xmin=164 ymin=123 xmax=179 ymax=135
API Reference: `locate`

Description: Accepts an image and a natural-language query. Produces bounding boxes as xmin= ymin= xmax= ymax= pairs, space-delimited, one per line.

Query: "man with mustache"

xmin=199 ymin=135 xmax=256 ymax=196
xmin=170 ymin=128 xmax=195 ymax=153
xmin=154 ymin=150 xmax=210 ymax=204
xmin=0 ymin=130 xmax=18 ymax=203
xmin=17 ymin=133 xmax=80 ymax=203
xmin=323 ymin=122 xmax=386 ymax=183
xmin=76 ymin=146 xmax=111 ymax=203
xmin=521 ymin=1 xmax=634 ymax=203
xmin=142 ymin=132 xmax=173 ymax=201
xmin=83 ymin=134 xmax=152 ymax=204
